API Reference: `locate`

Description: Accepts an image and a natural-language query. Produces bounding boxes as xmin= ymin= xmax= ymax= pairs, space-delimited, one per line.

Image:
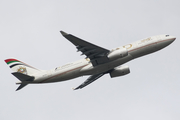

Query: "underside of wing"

xmin=60 ymin=31 xmax=110 ymax=66
xmin=73 ymin=73 xmax=105 ymax=90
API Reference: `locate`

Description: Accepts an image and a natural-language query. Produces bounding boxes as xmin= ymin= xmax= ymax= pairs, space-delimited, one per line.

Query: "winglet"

xmin=73 ymin=86 xmax=81 ymax=90
xmin=72 ymin=88 xmax=76 ymax=90
xmin=72 ymin=87 xmax=79 ymax=90
xmin=60 ymin=31 xmax=68 ymax=36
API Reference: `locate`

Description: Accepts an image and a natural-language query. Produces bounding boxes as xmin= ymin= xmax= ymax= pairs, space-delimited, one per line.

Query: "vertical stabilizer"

xmin=5 ymin=59 xmax=41 ymax=76
xmin=5 ymin=58 xmax=39 ymax=91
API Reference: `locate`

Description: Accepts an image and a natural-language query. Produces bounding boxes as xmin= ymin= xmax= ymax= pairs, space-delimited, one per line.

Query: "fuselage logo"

xmin=17 ymin=67 xmax=27 ymax=74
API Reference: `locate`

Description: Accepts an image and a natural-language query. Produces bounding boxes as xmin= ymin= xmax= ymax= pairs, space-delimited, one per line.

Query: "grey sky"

xmin=1 ymin=0 xmax=180 ymax=120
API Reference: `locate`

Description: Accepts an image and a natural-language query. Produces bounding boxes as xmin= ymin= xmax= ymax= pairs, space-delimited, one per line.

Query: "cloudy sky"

xmin=1 ymin=0 xmax=180 ymax=120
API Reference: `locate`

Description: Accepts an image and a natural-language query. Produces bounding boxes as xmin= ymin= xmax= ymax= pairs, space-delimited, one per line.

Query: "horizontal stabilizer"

xmin=11 ymin=72 xmax=34 ymax=91
xmin=16 ymin=83 xmax=28 ymax=91
xmin=12 ymin=72 xmax=34 ymax=81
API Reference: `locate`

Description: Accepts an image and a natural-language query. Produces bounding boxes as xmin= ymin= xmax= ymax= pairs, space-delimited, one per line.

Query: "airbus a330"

xmin=5 ymin=31 xmax=176 ymax=91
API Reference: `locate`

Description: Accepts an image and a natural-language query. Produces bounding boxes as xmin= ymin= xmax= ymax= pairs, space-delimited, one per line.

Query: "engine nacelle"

xmin=109 ymin=65 xmax=130 ymax=78
xmin=107 ymin=47 xmax=128 ymax=61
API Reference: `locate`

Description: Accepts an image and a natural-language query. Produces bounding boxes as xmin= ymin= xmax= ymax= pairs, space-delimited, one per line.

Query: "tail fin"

xmin=5 ymin=58 xmax=41 ymax=76
xmin=12 ymin=72 xmax=35 ymax=91
xmin=5 ymin=58 xmax=40 ymax=91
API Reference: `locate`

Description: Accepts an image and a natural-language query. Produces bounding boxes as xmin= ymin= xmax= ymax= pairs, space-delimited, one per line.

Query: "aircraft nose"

xmin=169 ymin=36 xmax=176 ymax=43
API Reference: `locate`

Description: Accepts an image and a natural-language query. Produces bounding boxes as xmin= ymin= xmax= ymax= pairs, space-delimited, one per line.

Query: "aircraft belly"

xmin=80 ymin=64 xmax=107 ymax=75
xmin=59 ymin=69 xmax=81 ymax=81
xmin=32 ymin=66 xmax=85 ymax=83
xmin=129 ymin=43 xmax=157 ymax=59
xmin=49 ymin=69 xmax=82 ymax=83
xmin=156 ymin=40 xmax=172 ymax=51
xmin=80 ymin=54 xmax=133 ymax=75
xmin=108 ymin=54 xmax=133 ymax=69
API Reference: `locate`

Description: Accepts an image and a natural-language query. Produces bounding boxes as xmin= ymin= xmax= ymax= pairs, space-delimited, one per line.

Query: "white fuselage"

xmin=26 ymin=34 xmax=175 ymax=84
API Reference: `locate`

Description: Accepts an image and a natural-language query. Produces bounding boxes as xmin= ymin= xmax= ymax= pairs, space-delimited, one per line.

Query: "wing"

xmin=60 ymin=31 xmax=110 ymax=66
xmin=73 ymin=73 xmax=104 ymax=90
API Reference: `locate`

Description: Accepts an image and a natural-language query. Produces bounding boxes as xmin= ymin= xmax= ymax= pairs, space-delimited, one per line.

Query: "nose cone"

xmin=169 ymin=36 xmax=176 ymax=43
xmin=156 ymin=35 xmax=176 ymax=50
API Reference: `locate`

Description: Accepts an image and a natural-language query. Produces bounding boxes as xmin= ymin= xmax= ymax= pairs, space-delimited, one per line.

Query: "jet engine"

xmin=107 ymin=47 xmax=128 ymax=61
xmin=109 ymin=65 xmax=130 ymax=78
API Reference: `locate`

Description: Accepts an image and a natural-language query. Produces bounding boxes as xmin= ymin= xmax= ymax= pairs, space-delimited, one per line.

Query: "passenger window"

xmin=166 ymin=35 xmax=169 ymax=37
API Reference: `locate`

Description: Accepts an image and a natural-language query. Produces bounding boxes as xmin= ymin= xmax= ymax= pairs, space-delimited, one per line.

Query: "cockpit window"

xmin=166 ymin=35 xmax=169 ymax=37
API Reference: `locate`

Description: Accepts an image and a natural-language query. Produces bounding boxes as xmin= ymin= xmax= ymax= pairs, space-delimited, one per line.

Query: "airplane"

xmin=5 ymin=31 xmax=176 ymax=91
